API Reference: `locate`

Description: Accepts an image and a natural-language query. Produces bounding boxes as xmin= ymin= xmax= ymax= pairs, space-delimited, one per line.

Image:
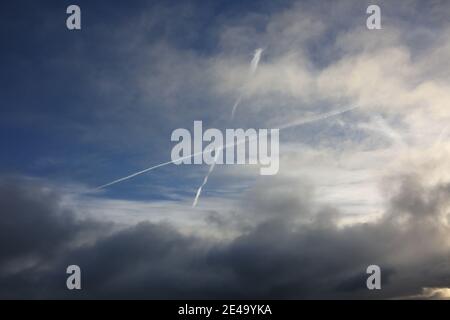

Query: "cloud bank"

xmin=1 ymin=164 xmax=449 ymax=299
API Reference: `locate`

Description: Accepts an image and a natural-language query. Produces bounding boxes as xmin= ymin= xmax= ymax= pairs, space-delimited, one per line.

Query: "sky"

xmin=1 ymin=0 xmax=450 ymax=299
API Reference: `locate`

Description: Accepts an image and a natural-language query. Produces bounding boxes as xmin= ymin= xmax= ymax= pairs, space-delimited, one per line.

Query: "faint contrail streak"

xmin=278 ymin=105 xmax=359 ymax=130
xmin=250 ymin=48 xmax=264 ymax=74
xmin=193 ymin=48 xmax=264 ymax=207
xmin=230 ymin=48 xmax=264 ymax=119
xmin=230 ymin=96 xmax=242 ymax=120
xmin=95 ymin=106 xmax=359 ymax=191
xmin=95 ymin=149 xmax=206 ymax=190
xmin=192 ymin=150 xmax=221 ymax=207
xmin=373 ymin=116 xmax=406 ymax=147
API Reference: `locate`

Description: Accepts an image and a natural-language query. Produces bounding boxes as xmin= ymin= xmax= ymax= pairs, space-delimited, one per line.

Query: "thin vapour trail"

xmin=278 ymin=105 xmax=359 ymax=130
xmin=230 ymin=48 xmax=264 ymax=120
xmin=250 ymin=48 xmax=264 ymax=74
xmin=230 ymin=96 xmax=242 ymax=120
xmin=95 ymin=133 xmax=248 ymax=191
xmin=95 ymin=105 xmax=359 ymax=191
xmin=95 ymin=150 xmax=207 ymax=190
xmin=192 ymin=150 xmax=221 ymax=207
xmin=192 ymin=48 xmax=264 ymax=207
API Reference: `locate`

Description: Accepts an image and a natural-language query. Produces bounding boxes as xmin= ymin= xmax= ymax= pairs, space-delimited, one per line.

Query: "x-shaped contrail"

xmin=193 ymin=48 xmax=265 ymax=207
xmin=95 ymin=105 xmax=358 ymax=191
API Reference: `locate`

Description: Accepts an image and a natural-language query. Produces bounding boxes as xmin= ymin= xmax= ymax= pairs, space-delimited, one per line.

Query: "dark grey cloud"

xmin=0 ymin=174 xmax=449 ymax=299
xmin=0 ymin=177 xmax=105 ymax=266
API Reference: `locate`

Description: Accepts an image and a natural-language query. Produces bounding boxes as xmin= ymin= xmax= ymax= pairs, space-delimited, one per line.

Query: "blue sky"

xmin=2 ymin=0 xmax=450 ymax=218
xmin=1 ymin=0 xmax=296 ymax=200
xmin=1 ymin=0 xmax=370 ymax=199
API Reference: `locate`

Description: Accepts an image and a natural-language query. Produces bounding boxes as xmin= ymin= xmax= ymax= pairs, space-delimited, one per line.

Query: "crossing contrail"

xmin=192 ymin=150 xmax=221 ymax=207
xmin=94 ymin=149 xmax=207 ymax=190
xmin=95 ymin=105 xmax=359 ymax=192
xmin=193 ymin=48 xmax=264 ymax=207
xmin=230 ymin=96 xmax=242 ymax=120
xmin=278 ymin=105 xmax=359 ymax=130
xmin=230 ymin=48 xmax=264 ymax=119
xmin=250 ymin=48 xmax=264 ymax=74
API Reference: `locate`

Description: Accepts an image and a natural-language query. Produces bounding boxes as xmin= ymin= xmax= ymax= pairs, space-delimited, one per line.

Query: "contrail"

xmin=95 ymin=149 xmax=206 ymax=190
xmin=230 ymin=48 xmax=264 ymax=119
xmin=230 ymin=96 xmax=242 ymax=120
xmin=373 ymin=115 xmax=406 ymax=147
xmin=192 ymin=150 xmax=221 ymax=207
xmin=95 ymin=105 xmax=358 ymax=191
xmin=193 ymin=48 xmax=264 ymax=206
xmin=278 ymin=105 xmax=359 ymax=130
xmin=250 ymin=48 xmax=264 ymax=74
